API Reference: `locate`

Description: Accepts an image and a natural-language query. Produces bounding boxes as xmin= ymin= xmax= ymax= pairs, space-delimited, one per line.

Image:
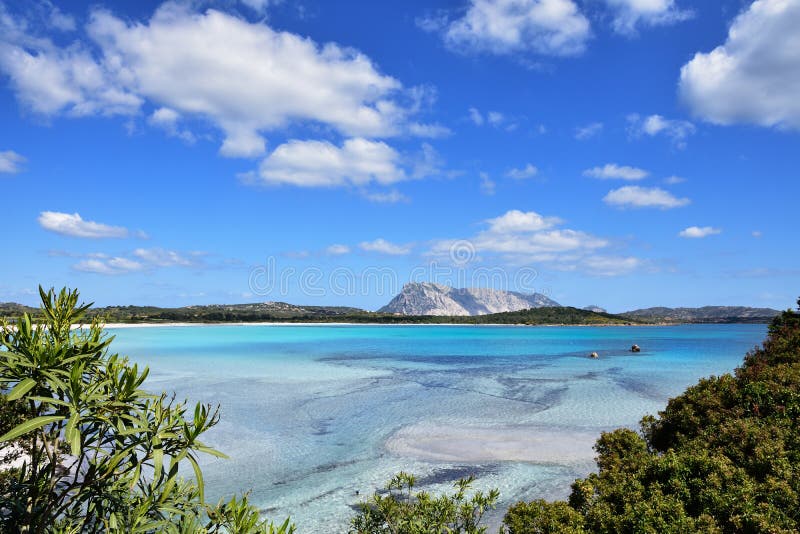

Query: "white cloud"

xmin=148 ymin=107 xmax=195 ymax=143
xmin=605 ymin=0 xmax=693 ymax=35
xmin=468 ymin=107 xmax=510 ymax=128
xmin=752 ymin=230 xmax=762 ymax=238
xmin=664 ymin=175 xmax=685 ymax=184
xmin=679 ymin=0 xmax=800 ymax=130
xmin=679 ymin=226 xmax=721 ymax=238
xmin=71 ymin=247 xmax=201 ymax=274
xmin=468 ymin=107 xmax=484 ymax=125
xmin=407 ymin=122 xmax=452 ymax=138
xmin=603 ymin=186 xmax=690 ymax=209
xmin=0 ymin=3 xmax=434 ymax=158
xmin=359 ymin=238 xmax=412 ymax=255
xmin=583 ymin=163 xmax=648 ymax=180
xmin=486 ymin=209 xmax=561 ymax=233
xmin=0 ymin=39 xmax=142 ymax=117
xmin=487 ymin=111 xmax=505 ymax=126
xmin=133 ymin=247 xmax=195 ymax=267
xmin=506 ymin=163 xmax=538 ymax=179
xmin=627 ymin=113 xmax=695 ymax=148
xmin=574 ymin=122 xmax=603 ymax=139
xmin=437 ymin=0 xmax=591 ymax=57
xmin=48 ymin=7 xmax=76 ymax=32
xmin=0 ymin=150 xmax=25 ymax=173
xmin=257 ymin=138 xmax=404 ymax=187
xmin=239 ymin=0 xmax=277 ymax=14
xmin=428 ymin=208 xmax=636 ymax=276
xmin=74 ymin=257 xmax=144 ymax=275
xmin=38 ymin=211 xmax=130 ymax=238
xmin=582 ymin=255 xmax=641 ymax=276
xmin=326 ymin=244 xmax=351 ymax=255
xmin=363 ymin=190 xmax=410 ymax=204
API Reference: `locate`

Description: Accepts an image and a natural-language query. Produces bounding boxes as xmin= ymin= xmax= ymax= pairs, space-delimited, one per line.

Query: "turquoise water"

xmin=108 ymin=324 xmax=766 ymax=532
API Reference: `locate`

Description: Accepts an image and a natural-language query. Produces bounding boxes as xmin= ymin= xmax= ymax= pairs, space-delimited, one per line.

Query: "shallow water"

xmin=108 ymin=323 xmax=766 ymax=532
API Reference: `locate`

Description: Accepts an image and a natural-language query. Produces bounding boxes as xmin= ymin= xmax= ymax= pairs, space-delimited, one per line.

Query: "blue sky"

xmin=0 ymin=0 xmax=798 ymax=312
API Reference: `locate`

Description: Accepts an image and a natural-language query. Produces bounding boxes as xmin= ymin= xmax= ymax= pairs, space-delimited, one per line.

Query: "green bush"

xmin=504 ymin=299 xmax=800 ymax=533
xmin=350 ymin=472 xmax=499 ymax=534
xmin=0 ymin=287 xmax=293 ymax=533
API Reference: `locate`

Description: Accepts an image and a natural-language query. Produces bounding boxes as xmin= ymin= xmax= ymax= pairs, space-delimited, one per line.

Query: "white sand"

xmin=385 ymin=423 xmax=600 ymax=464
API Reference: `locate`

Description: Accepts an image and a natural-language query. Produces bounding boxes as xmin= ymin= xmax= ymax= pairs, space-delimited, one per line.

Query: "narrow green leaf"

xmin=0 ymin=415 xmax=65 ymax=442
xmin=7 ymin=377 xmax=36 ymax=401
xmin=187 ymin=454 xmax=204 ymax=503
xmin=153 ymin=436 xmax=163 ymax=480
xmin=195 ymin=445 xmax=229 ymax=459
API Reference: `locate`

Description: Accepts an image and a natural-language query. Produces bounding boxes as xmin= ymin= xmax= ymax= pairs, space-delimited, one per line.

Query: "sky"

xmin=0 ymin=0 xmax=798 ymax=312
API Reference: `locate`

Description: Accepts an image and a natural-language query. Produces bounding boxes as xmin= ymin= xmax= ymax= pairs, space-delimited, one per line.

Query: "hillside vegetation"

xmin=0 ymin=302 xmax=636 ymax=325
xmin=621 ymin=305 xmax=779 ymax=324
xmin=504 ymin=300 xmax=800 ymax=533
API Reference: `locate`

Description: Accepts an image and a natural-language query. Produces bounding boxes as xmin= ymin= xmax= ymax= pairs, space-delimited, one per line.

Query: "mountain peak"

xmin=380 ymin=283 xmax=560 ymax=316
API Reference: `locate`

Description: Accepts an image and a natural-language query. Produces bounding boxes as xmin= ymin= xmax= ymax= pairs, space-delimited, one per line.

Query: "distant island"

xmin=0 ymin=283 xmax=780 ymax=325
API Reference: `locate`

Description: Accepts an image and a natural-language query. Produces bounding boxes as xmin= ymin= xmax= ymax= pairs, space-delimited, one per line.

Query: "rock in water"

xmin=379 ymin=282 xmax=561 ymax=316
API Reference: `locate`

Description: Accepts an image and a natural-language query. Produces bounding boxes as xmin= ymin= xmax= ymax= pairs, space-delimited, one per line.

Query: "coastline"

xmin=98 ymin=321 xmax=670 ymax=329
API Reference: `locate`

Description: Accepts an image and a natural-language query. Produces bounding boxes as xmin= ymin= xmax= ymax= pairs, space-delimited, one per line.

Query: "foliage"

xmin=350 ymin=472 xmax=499 ymax=534
xmin=503 ymin=299 xmax=800 ymax=533
xmin=0 ymin=301 xmax=638 ymax=326
xmin=0 ymin=286 xmax=292 ymax=533
xmin=502 ymin=500 xmax=585 ymax=534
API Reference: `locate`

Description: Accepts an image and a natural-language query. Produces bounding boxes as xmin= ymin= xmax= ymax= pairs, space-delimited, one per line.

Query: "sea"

xmin=108 ymin=323 xmax=767 ymax=532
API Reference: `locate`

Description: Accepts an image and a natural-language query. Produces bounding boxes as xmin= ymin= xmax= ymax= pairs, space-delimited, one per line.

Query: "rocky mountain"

xmin=378 ymin=282 xmax=560 ymax=316
xmin=621 ymin=306 xmax=781 ymax=324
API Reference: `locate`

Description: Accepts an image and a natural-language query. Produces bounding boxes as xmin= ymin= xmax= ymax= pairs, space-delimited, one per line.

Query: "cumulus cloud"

xmin=605 ymin=0 xmax=693 ymax=35
xmin=38 ymin=211 xmax=131 ymax=238
xmin=359 ymin=238 xmax=412 ymax=255
xmin=574 ymin=122 xmax=603 ymax=139
xmin=679 ymin=0 xmax=800 ymax=130
xmin=506 ymin=163 xmax=538 ymax=179
xmin=583 ymin=163 xmax=648 ymax=180
xmin=603 ymin=186 xmax=690 ymax=209
xmin=74 ymin=257 xmax=144 ymax=275
xmin=71 ymin=247 xmax=202 ymax=274
xmin=148 ymin=107 xmax=195 ymax=143
xmin=485 ymin=209 xmax=561 ymax=233
xmin=428 ymin=209 xmax=639 ymax=276
xmin=0 ymin=150 xmax=26 ymax=173
xmin=133 ymin=247 xmax=195 ymax=267
xmin=627 ymin=113 xmax=695 ymax=148
xmin=426 ymin=0 xmax=591 ymax=57
xmin=0 ymin=3 xmax=434 ymax=158
xmin=257 ymin=138 xmax=404 ymax=187
xmin=679 ymin=226 xmax=721 ymax=238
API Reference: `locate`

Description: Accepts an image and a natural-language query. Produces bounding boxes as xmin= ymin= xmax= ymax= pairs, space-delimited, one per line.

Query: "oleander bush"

xmin=350 ymin=472 xmax=499 ymax=534
xmin=503 ymin=298 xmax=800 ymax=533
xmin=0 ymin=287 xmax=293 ymax=533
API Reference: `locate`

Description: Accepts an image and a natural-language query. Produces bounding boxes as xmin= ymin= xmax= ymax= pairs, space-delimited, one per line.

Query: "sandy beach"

xmin=386 ymin=423 xmax=600 ymax=465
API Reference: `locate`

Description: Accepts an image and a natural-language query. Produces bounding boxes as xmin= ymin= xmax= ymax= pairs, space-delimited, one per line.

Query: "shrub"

xmin=503 ymin=299 xmax=800 ymax=533
xmin=350 ymin=472 xmax=499 ymax=534
xmin=0 ymin=287 xmax=293 ymax=533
